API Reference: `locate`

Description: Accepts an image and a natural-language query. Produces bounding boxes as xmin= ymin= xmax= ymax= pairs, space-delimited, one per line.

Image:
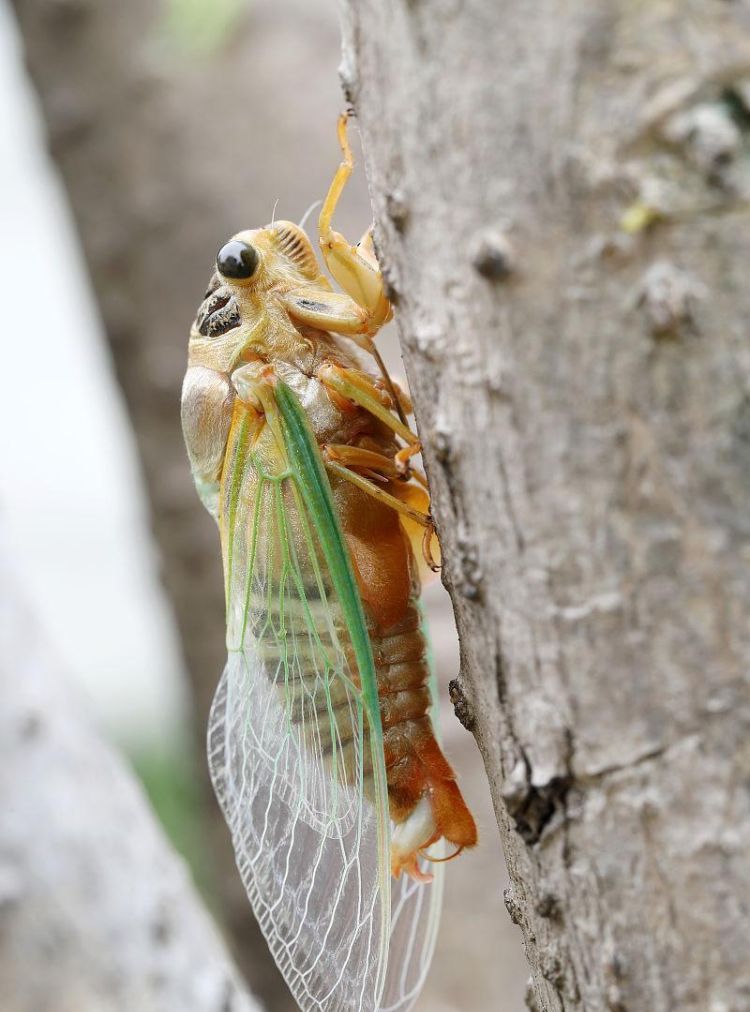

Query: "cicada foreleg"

xmin=318 ymin=114 xmax=393 ymax=338
xmin=315 ymin=113 xmax=414 ymax=428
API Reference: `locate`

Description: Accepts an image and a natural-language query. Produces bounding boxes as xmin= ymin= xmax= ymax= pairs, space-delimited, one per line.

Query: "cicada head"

xmin=188 ymin=220 xmax=324 ymax=373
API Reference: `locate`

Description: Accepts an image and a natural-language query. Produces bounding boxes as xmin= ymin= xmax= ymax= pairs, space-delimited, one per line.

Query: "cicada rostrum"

xmin=181 ymin=115 xmax=477 ymax=1012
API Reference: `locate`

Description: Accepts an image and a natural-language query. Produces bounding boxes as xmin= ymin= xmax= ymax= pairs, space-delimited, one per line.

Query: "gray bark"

xmin=340 ymin=3 xmax=750 ymax=1010
xmin=0 ymin=556 xmax=260 ymax=1012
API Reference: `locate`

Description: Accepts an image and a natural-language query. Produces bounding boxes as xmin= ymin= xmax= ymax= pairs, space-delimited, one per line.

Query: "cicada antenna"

xmin=298 ymin=199 xmax=322 ymax=232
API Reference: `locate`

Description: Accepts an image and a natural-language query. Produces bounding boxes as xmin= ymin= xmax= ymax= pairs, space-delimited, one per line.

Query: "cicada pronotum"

xmin=181 ymin=115 xmax=477 ymax=1012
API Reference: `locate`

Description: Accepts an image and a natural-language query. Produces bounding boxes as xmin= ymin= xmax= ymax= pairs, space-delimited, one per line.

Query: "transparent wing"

xmin=379 ymin=852 xmax=444 ymax=1012
xmin=209 ymin=388 xmax=442 ymax=1012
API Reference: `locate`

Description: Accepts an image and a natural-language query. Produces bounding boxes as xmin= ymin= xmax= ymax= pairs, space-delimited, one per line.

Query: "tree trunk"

xmin=0 ymin=553 xmax=260 ymax=1012
xmin=340 ymin=3 xmax=750 ymax=1010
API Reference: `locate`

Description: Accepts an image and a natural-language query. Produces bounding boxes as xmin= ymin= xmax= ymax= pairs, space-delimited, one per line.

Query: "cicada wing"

xmin=212 ymin=400 xmax=391 ymax=1012
xmin=208 ymin=652 xmax=387 ymax=1012
xmin=210 ymin=388 xmax=442 ymax=1012
xmin=379 ymin=858 xmax=444 ymax=1012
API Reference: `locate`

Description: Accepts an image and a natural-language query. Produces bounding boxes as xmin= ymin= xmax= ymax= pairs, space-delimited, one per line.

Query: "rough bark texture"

xmin=9 ymin=2 xmax=351 ymax=1007
xmin=340 ymin=3 xmax=750 ymax=1010
xmin=0 ymin=556 xmax=260 ymax=1012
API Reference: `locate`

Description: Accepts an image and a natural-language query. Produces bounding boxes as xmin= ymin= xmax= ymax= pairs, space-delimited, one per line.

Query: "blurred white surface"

xmin=0 ymin=5 xmax=187 ymax=747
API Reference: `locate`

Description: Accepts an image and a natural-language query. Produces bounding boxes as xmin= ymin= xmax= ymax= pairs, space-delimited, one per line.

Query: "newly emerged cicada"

xmin=181 ymin=116 xmax=477 ymax=1012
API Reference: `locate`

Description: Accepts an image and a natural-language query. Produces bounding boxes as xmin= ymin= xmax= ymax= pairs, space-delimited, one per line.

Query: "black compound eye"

xmin=216 ymin=239 xmax=259 ymax=280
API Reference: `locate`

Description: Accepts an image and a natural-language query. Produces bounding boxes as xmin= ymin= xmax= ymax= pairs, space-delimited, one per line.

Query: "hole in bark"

xmin=508 ymin=775 xmax=570 ymax=844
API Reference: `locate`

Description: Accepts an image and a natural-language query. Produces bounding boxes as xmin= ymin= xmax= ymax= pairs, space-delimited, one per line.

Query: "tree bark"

xmin=0 ymin=554 xmax=260 ymax=1012
xmin=340 ymin=3 xmax=750 ymax=1010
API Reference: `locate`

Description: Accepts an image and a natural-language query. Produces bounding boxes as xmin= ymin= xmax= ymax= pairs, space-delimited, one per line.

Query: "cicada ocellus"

xmin=181 ymin=115 xmax=477 ymax=1012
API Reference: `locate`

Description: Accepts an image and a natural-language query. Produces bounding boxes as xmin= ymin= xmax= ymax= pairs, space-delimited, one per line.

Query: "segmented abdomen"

xmin=243 ymin=572 xmax=434 ymax=804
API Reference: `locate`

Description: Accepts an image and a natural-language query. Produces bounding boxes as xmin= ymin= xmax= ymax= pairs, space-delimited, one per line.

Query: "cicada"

xmin=181 ymin=115 xmax=477 ymax=1012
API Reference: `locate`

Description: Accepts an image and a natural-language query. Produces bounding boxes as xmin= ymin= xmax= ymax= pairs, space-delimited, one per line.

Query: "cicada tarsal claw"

xmin=422 ymin=517 xmax=441 ymax=573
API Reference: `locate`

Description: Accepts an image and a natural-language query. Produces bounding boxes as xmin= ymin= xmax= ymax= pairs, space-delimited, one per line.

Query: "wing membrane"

xmin=209 ymin=385 xmax=442 ymax=1012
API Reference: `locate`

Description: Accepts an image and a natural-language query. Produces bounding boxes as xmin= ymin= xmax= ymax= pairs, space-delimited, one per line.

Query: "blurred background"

xmin=1 ymin=0 xmax=527 ymax=1008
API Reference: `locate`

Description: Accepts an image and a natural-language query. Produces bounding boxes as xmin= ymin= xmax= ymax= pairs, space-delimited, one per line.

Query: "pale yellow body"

xmin=181 ymin=116 xmax=476 ymax=878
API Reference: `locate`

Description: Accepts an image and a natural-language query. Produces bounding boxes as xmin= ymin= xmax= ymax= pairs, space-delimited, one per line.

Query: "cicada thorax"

xmin=269 ymin=220 xmax=320 ymax=280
